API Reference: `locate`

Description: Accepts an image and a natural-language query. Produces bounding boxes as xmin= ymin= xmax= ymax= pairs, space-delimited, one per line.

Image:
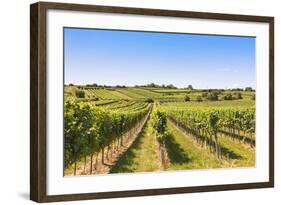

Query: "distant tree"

xmin=223 ymin=94 xmax=233 ymax=100
xmin=245 ymin=87 xmax=253 ymax=92
xmin=202 ymin=92 xmax=208 ymax=98
xmin=206 ymin=92 xmax=219 ymax=101
xmin=188 ymin=85 xmax=193 ymax=90
xmin=166 ymin=84 xmax=177 ymax=89
xmin=147 ymin=83 xmax=160 ymax=88
xmin=69 ymin=83 xmax=74 ymax=86
xmin=161 ymin=84 xmax=166 ymax=88
xmin=115 ymin=85 xmax=126 ymax=88
xmin=150 ymin=83 xmax=156 ymax=87
xmin=236 ymin=92 xmax=243 ymax=99
xmin=196 ymin=96 xmax=203 ymax=102
xmin=75 ymin=90 xmax=85 ymax=98
xmin=184 ymin=95 xmax=190 ymax=102
xmin=145 ymin=98 xmax=154 ymax=103
xmin=232 ymin=88 xmax=243 ymax=91
xmin=211 ymin=90 xmax=222 ymax=95
xmin=252 ymin=94 xmax=255 ymax=101
xmin=85 ymin=83 xmax=98 ymax=87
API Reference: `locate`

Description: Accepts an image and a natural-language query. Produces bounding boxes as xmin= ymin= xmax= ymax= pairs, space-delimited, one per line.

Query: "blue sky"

xmin=64 ymin=28 xmax=256 ymax=89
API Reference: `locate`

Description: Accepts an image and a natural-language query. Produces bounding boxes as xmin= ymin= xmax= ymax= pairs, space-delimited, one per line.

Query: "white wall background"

xmin=0 ymin=0 xmax=279 ymax=204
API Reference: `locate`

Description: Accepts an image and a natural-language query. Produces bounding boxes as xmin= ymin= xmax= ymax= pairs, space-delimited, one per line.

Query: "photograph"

xmin=63 ymin=27 xmax=256 ymax=176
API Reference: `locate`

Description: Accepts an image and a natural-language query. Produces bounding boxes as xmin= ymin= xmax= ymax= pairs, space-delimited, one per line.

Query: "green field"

xmin=64 ymin=85 xmax=255 ymax=176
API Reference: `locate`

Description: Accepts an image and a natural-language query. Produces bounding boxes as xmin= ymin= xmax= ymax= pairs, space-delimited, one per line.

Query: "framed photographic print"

xmin=30 ymin=1 xmax=274 ymax=202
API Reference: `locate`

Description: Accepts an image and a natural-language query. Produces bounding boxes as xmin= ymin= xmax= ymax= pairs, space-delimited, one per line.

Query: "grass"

xmin=166 ymin=120 xmax=255 ymax=169
xmin=165 ymin=121 xmax=229 ymax=170
xmin=217 ymin=133 xmax=255 ymax=167
xmin=110 ymin=117 xmax=161 ymax=173
xmin=164 ymin=133 xmax=191 ymax=164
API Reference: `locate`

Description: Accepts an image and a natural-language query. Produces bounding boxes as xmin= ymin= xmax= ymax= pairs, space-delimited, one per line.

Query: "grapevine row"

xmin=162 ymin=107 xmax=255 ymax=159
xmin=64 ymin=100 xmax=151 ymax=175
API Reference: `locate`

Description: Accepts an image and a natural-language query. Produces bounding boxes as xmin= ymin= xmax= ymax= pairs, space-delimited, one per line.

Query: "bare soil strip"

xmin=156 ymin=141 xmax=170 ymax=170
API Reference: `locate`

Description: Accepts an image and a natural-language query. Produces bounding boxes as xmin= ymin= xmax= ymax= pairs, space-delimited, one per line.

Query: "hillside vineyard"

xmin=64 ymin=85 xmax=255 ymax=176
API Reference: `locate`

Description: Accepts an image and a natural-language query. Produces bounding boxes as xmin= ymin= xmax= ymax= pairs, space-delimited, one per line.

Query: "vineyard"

xmin=64 ymin=85 xmax=255 ymax=176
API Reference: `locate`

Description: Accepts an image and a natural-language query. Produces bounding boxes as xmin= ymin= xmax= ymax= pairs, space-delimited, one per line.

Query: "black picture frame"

xmin=30 ymin=1 xmax=274 ymax=202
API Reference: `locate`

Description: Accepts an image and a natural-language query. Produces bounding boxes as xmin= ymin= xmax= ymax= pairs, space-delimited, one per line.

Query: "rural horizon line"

xmin=64 ymin=83 xmax=255 ymax=90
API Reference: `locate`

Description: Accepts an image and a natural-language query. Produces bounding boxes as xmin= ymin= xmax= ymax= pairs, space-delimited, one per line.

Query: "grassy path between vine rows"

xmin=217 ymin=132 xmax=255 ymax=167
xmin=110 ymin=115 xmax=161 ymax=173
xmin=167 ymin=119 xmax=255 ymax=169
xmin=165 ymin=120 xmax=228 ymax=170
